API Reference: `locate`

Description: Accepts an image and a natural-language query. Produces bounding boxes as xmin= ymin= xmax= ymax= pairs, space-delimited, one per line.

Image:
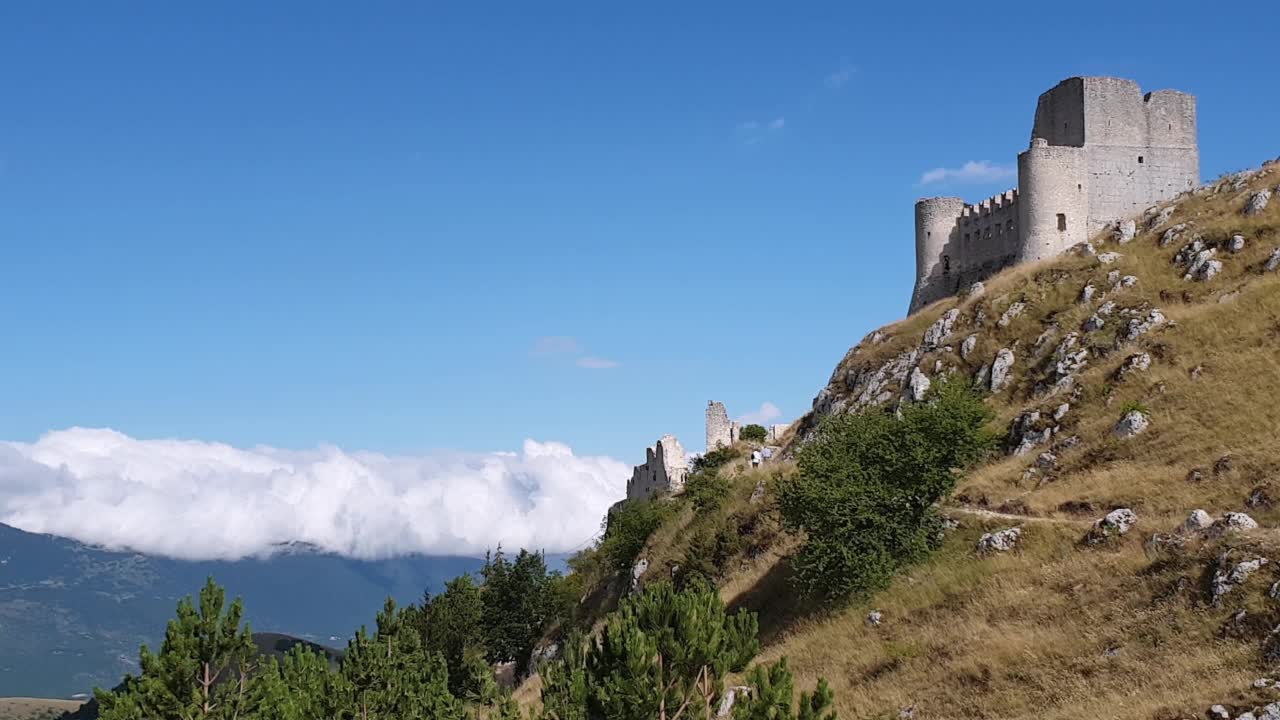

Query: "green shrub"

xmin=740 ymin=423 xmax=768 ymax=443
xmin=538 ymin=583 xmax=831 ymax=720
xmin=776 ymin=375 xmax=995 ymax=602
xmin=684 ymin=471 xmax=732 ymax=514
xmin=676 ymin=524 xmax=742 ymax=591
xmin=598 ymin=500 xmax=669 ymax=574
xmin=692 ymin=446 xmax=740 ymax=475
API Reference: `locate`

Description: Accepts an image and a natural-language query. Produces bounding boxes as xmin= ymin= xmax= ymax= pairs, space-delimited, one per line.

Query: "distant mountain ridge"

xmin=0 ymin=522 xmax=486 ymax=698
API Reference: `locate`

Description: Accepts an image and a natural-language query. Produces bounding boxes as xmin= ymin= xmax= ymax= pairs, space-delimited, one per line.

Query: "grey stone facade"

xmin=627 ymin=434 xmax=688 ymax=501
xmin=705 ymin=401 xmax=734 ymax=452
xmin=910 ymin=77 xmax=1198 ymax=313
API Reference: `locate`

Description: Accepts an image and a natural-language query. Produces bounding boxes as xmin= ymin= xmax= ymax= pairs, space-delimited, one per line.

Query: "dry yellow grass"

xmin=515 ymin=163 xmax=1280 ymax=718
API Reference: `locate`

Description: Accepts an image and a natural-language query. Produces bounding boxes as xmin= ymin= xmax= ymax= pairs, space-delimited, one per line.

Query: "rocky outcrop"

xmin=1245 ymin=189 xmax=1272 ymax=216
xmin=923 ymin=309 xmax=960 ymax=349
xmin=990 ymin=348 xmax=1015 ymax=392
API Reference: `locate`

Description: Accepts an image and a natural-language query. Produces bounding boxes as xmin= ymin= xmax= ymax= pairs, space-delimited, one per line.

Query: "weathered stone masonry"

xmin=910 ymin=76 xmax=1199 ymax=312
xmin=626 ymin=434 xmax=688 ymax=501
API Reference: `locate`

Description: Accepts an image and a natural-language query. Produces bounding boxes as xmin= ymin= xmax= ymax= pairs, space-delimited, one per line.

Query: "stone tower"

xmin=910 ymin=76 xmax=1198 ymax=312
xmin=705 ymin=401 xmax=735 ymax=452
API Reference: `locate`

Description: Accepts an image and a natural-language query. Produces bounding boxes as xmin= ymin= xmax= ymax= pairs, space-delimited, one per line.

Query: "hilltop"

xmin=531 ymin=159 xmax=1280 ymax=719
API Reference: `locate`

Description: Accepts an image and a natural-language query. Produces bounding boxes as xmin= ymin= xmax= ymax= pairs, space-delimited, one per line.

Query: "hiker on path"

xmin=750 ymin=449 xmax=763 ymax=468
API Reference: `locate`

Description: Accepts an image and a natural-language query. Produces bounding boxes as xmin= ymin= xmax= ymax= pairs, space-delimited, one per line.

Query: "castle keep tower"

xmin=909 ymin=77 xmax=1198 ymax=312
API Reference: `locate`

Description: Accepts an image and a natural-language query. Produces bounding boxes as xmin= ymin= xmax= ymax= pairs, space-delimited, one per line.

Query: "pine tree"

xmin=96 ymin=577 xmax=269 ymax=720
xmin=732 ymin=659 xmax=835 ymax=720
xmin=342 ymin=597 xmax=464 ymax=720
xmin=482 ymin=548 xmax=555 ymax=675
xmin=539 ymin=582 xmax=760 ymax=720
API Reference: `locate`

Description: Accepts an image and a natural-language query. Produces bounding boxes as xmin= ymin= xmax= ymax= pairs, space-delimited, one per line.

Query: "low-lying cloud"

xmin=919 ymin=160 xmax=1015 ymax=186
xmin=0 ymin=428 xmax=629 ymax=562
xmin=737 ymin=402 xmax=782 ymax=425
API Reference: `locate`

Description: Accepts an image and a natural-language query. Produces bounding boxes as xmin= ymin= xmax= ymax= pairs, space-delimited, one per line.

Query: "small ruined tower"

xmin=705 ymin=401 xmax=736 ymax=452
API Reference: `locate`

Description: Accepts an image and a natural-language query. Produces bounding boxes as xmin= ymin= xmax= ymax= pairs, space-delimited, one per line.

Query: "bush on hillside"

xmin=740 ymin=423 xmax=769 ymax=443
xmin=777 ymin=375 xmax=995 ymax=602
xmin=691 ymin=446 xmax=740 ymax=475
xmin=539 ymin=582 xmax=833 ymax=720
xmin=598 ymin=500 xmax=669 ymax=575
xmin=684 ymin=471 xmax=732 ymax=514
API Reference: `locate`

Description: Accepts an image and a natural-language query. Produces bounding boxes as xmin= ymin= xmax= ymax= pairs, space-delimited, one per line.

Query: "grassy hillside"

xmin=531 ymin=160 xmax=1280 ymax=719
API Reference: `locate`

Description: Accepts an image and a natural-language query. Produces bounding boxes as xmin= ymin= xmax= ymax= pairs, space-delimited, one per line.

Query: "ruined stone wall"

xmin=627 ymin=434 xmax=688 ymax=501
xmin=705 ymin=401 xmax=732 ymax=452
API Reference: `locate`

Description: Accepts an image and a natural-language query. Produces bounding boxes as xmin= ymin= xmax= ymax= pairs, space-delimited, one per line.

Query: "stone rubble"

xmin=1097 ymin=252 xmax=1123 ymax=264
xmin=960 ymin=334 xmax=978 ymax=360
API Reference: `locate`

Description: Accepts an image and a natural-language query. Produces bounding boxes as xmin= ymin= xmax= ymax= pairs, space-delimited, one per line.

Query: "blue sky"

xmin=2 ymin=1 xmax=1275 ymax=464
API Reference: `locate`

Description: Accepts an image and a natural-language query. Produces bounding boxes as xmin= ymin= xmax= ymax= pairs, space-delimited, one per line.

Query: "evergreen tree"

xmin=732 ymin=659 xmax=835 ymax=720
xmin=96 ymin=577 xmax=269 ymax=720
xmin=342 ymin=597 xmax=463 ymax=720
xmin=257 ymin=645 xmax=351 ymax=720
xmin=413 ymin=574 xmax=488 ymax=698
xmin=482 ymin=548 xmax=555 ymax=675
xmin=539 ymin=582 xmax=760 ymax=720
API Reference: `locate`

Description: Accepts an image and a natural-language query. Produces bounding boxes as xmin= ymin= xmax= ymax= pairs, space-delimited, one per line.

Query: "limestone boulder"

xmin=960 ymin=334 xmax=978 ymax=360
xmin=976 ymin=527 xmax=1022 ymax=555
xmin=1115 ymin=219 xmax=1137 ymax=243
xmin=907 ymin=367 xmax=931 ymax=402
xmin=990 ymin=348 xmax=1015 ymax=392
xmin=923 ymin=308 xmax=960 ymax=349
xmin=998 ymin=301 xmax=1026 ymax=328
xmin=1183 ymin=509 xmax=1214 ymax=532
xmin=1245 ymin=189 xmax=1273 ymax=216
xmin=1086 ymin=508 xmax=1138 ymax=544
xmin=1210 ymin=554 xmax=1268 ymax=604
xmin=1097 ymin=252 xmax=1123 ymax=265
xmin=1112 ymin=411 xmax=1150 ymax=439
xmin=1266 ymin=248 xmax=1280 ymax=273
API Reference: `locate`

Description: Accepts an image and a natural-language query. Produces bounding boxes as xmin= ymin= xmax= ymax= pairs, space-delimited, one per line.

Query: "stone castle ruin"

xmin=706 ymin=400 xmax=791 ymax=451
xmin=910 ymin=76 xmax=1199 ymax=312
xmin=705 ymin=401 xmax=739 ymax=452
xmin=626 ymin=434 xmax=688 ymax=501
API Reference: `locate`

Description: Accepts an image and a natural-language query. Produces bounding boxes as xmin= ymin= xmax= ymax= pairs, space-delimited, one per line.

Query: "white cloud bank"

xmin=737 ymin=402 xmax=782 ymax=425
xmin=919 ymin=160 xmax=1015 ymax=186
xmin=0 ymin=428 xmax=629 ymax=562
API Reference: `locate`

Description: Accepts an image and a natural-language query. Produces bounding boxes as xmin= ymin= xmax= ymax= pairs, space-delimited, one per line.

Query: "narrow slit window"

xmin=1057 ymin=213 xmax=1068 ymax=232
xmin=1138 ymin=156 xmax=1144 ymax=164
xmin=942 ymin=255 xmax=951 ymax=275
